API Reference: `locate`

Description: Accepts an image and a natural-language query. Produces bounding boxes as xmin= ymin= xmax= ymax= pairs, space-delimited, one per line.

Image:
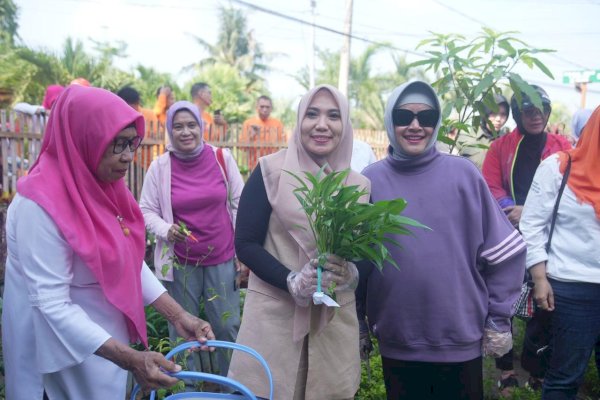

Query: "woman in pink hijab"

xmin=1 ymin=85 xmax=214 ymax=400
xmin=41 ymin=84 xmax=65 ymax=111
xmin=228 ymin=85 xmax=370 ymax=399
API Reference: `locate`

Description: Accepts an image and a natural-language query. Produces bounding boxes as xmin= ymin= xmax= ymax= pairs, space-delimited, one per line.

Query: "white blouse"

xmin=2 ymin=194 xmax=166 ymax=400
xmin=521 ymin=154 xmax=600 ymax=283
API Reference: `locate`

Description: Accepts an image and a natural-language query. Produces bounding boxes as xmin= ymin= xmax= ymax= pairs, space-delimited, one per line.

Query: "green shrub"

xmin=356 ymin=340 xmax=386 ymax=399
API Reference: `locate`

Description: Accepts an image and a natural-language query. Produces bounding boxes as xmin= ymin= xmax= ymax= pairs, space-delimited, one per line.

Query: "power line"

xmin=229 ymin=0 xmax=600 ymax=97
xmin=46 ymin=0 xmax=212 ymax=11
xmin=307 ymin=11 xmax=427 ymax=38
xmin=228 ymin=0 xmax=428 ymax=57
xmin=431 ymin=0 xmax=592 ymax=71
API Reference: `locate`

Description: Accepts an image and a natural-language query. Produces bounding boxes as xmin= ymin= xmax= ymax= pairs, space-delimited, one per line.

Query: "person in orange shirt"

xmin=117 ymin=86 xmax=161 ymax=138
xmin=153 ymin=85 xmax=175 ymax=130
xmin=117 ymin=86 xmax=164 ymax=169
xmin=70 ymin=77 xmax=91 ymax=87
xmin=190 ymin=82 xmax=228 ymax=143
xmin=241 ymin=96 xmax=285 ymax=171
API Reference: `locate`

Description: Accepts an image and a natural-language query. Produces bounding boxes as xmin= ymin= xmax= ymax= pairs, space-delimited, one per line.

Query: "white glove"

xmin=287 ymin=262 xmax=318 ymax=307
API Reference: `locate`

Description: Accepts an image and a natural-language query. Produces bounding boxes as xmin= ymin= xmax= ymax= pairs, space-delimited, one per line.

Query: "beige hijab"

xmin=260 ymin=84 xmax=370 ymax=341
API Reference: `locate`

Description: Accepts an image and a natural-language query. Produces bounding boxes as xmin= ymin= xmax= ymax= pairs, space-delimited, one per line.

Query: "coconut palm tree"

xmin=189 ymin=6 xmax=271 ymax=85
xmin=294 ymin=44 xmax=420 ymax=130
xmin=61 ymin=38 xmax=95 ymax=79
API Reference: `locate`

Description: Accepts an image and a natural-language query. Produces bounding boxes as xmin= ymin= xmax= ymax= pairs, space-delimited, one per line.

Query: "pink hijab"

xmin=261 ymin=84 xmax=370 ymax=341
xmin=41 ymin=84 xmax=65 ymax=110
xmin=18 ymin=85 xmax=149 ymax=346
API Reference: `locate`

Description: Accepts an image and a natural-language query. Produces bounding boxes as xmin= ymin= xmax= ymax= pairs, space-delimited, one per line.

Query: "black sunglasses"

xmin=392 ymin=109 xmax=439 ymax=128
xmin=522 ymin=103 xmax=551 ymax=117
xmin=112 ymin=136 xmax=142 ymax=154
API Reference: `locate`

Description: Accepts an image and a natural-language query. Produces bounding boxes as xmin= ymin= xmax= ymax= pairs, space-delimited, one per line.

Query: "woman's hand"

xmin=96 ymin=337 xmax=182 ymax=391
xmin=152 ymin=293 xmax=214 ymax=351
xmin=167 ymin=224 xmax=187 ymax=243
xmin=482 ymin=328 xmax=512 ymax=358
xmin=502 ymin=205 xmax=523 ymax=227
xmin=171 ymin=312 xmax=215 ymax=352
xmin=533 ymin=276 xmax=554 ymax=311
xmin=287 ymin=262 xmax=318 ymax=306
xmin=235 ymin=259 xmax=250 ymax=289
xmin=129 ymin=350 xmax=182 ymax=391
xmin=529 ymin=262 xmax=554 ymax=311
xmin=318 ymin=254 xmax=359 ymax=291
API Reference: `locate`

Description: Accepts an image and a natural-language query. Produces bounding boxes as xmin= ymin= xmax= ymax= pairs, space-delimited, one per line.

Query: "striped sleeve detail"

xmin=481 ymin=230 xmax=526 ymax=266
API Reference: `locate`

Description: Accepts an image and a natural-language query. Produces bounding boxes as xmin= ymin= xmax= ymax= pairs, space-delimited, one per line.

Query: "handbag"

xmin=514 ymin=154 xmax=571 ymax=320
xmin=514 ymin=281 xmax=536 ymax=320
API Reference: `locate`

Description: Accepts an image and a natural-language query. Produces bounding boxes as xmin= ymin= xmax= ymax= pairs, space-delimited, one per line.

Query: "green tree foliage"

xmin=4 ymin=38 xmax=135 ymax=104
xmin=411 ymin=28 xmax=555 ymax=149
xmin=272 ymin=97 xmax=297 ymax=129
xmin=85 ymin=39 xmax=134 ymax=92
xmin=190 ymin=6 xmax=271 ymax=86
xmin=1 ymin=35 xmax=165 ymax=105
xmin=8 ymin=46 xmax=69 ymax=104
xmin=185 ymin=63 xmax=263 ymax=123
xmin=296 ymin=45 xmax=421 ymax=130
xmin=0 ymin=43 xmax=37 ymax=105
xmin=59 ymin=38 xmax=133 ymax=92
xmin=0 ymin=0 xmax=19 ymax=46
xmin=349 ymin=44 xmax=389 ymax=129
xmin=132 ymin=65 xmax=179 ymax=109
xmin=61 ymin=37 xmax=95 ymax=79
xmin=0 ymin=3 xmax=269 ymax=128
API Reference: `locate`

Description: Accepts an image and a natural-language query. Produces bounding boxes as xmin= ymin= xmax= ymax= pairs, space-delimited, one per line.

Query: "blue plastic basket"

xmin=130 ymin=340 xmax=273 ymax=400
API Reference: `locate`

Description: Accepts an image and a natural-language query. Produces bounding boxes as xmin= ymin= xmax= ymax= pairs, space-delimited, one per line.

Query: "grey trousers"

xmin=165 ymin=258 xmax=241 ymax=377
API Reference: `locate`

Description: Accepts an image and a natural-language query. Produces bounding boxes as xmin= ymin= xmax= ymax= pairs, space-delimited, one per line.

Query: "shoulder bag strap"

xmin=216 ymin=147 xmax=228 ymax=181
xmin=546 ymin=153 xmax=571 ymax=252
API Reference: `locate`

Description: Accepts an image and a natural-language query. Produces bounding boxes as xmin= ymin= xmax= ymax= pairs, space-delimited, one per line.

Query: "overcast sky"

xmin=15 ymin=0 xmax=600 ymax=114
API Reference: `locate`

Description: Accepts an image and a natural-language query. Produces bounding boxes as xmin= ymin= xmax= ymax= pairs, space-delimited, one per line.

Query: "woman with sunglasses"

xmin=356 ymin=80 xmax=525 ymax=400
xmin=481 ymin=85 xmax=571 ymax=391
xmin=2 ymin=86 xmax=214 ymax=400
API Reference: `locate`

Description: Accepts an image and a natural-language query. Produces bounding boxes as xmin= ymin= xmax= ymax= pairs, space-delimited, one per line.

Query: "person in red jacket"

xmin=482 ymin=84 xmax=571 ymax=393
xmin=482 ymin=85 xmax=571 ymax=228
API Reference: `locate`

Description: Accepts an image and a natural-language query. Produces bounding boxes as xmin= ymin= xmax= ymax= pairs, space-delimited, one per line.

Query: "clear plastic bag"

xmin=482 ymin=319 xmax=512 ymax=358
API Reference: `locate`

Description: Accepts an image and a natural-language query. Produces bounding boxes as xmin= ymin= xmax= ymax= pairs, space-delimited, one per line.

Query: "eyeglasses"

xmin=112 ymin=136 xmax=142 ymax=154
xmin=392 ymin=109 xmax=439 ymax=128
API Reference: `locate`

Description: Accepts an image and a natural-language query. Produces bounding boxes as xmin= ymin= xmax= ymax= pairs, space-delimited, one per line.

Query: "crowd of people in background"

xmin=1 ymin=75 xmax=598 ymax=400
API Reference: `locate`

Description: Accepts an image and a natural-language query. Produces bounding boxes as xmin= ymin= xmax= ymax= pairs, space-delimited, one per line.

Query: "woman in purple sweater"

xmin=356 ymin=81 xmax=526 ymax=400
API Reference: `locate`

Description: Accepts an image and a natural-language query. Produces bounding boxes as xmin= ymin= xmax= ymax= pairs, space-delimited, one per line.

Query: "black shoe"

xmin=525 ymin=376 xmax=543 ymax=391
xmin=498 ymin=374 xmax=519 ymax=397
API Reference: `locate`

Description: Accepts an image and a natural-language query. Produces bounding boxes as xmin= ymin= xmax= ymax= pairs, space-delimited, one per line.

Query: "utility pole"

xmin=563 ymin=69 xmax=600 ymax=109
xmin=309 ymin=0 xmax=316 ymax=89
xmin=576 ymin=82 xmax=588 ymax=108
xmin=338 ymin=0 xmax=353 ymax=96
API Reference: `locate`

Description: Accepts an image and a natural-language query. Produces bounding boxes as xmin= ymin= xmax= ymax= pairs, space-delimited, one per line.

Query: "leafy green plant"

xmin=286 ymin=166 xmax=428 ymax=272
xmin=356 ymin=339 xmax=386 ymax=399
xmin=411 ymin=28 xmax=555 ymax=151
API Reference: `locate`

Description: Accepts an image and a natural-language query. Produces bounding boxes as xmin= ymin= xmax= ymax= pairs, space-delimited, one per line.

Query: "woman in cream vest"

xmin=228 ymin=85 xmax=370 ymax=399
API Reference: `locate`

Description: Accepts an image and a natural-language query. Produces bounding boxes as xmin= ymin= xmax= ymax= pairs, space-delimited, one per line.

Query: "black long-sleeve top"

xmin=235 ymin=165 xmax=374 ymax=303
xmin=234 ymin=165 xmax=291 ymax=291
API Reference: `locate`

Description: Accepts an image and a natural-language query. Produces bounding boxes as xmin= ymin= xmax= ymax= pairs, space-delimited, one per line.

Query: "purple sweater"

xmin=359 ymin=148 xmax=525 ymax=363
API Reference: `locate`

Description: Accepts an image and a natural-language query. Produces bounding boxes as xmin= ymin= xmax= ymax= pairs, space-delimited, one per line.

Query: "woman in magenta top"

xmin=140 ymin=101 xmax=244 ymax=377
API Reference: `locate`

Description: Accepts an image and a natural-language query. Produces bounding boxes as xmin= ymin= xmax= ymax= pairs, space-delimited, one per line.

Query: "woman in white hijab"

xmin=228 ymin=85 xmax=370 ymax=399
